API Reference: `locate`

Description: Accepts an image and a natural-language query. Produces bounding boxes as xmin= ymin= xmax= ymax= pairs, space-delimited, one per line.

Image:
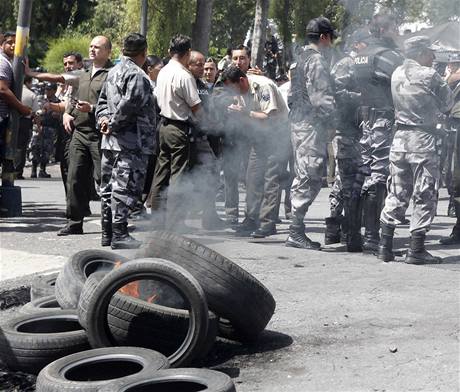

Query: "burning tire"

xmin=98 ymin=368 xmax=236 ymax=392
xmin=78 ymin=273 xmax=217 ymax=359
xmin=0 ymin=310 xmax=89 ymax=374
xmin=31 ymin=272 xmax=58 ymax=301
xmin=136 ymin=231 xmax=276 ymax=341
xmin=79 ymin=273 xmax=218 ymax=351
xmin=55 ymin=250 xmax=129 ymax=309
xmin=82 ymin=259 xmax=211 ymax=367
xmin=20 ymin=295 xmax=61 ymax=314
xmin=35 ymin=347 xmax=169 ymax=392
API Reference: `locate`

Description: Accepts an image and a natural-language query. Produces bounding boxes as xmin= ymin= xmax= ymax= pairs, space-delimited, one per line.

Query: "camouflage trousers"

xmin=29 ymin=126 xmax=55 ymax=164
xmin=329 ymin=134 xmax=366 ymax=217
xmin=100 ymin=149 xmax=148 ymax=225
xmin=380 ymin=151 xmax=440 ymax=232
xmin=290 ymin=125 xmax=327 ymax=220
xmin=360 ymin=117 xmax=392 ymax=193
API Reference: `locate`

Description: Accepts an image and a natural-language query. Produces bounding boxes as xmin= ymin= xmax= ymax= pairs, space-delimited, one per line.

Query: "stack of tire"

xmin=0 ymin=231 xmax=275 ymax=391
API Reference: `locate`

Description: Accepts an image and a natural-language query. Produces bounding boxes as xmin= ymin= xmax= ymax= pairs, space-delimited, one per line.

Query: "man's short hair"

xmin=1 ymin=31 xmax=16 ymax=44
xmin=205 ymin=57 xmax=217 ymax=66
xmin=63 ymin=51 xmax=83 ymax=63
xmin=122 ymin=33 xmax=147 ymax=57
xmin=169 ymin=34 xmax=192 ymax=56
xmin=232 ymin=44 xmax=251 ymax=58
xmin=221 ymin=64 xmax=247 ymax=84
xmin=145 ymin=55 xmax=162 ymax=68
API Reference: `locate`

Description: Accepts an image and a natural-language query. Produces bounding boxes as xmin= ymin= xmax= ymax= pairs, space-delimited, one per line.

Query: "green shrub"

xmin=42 ymin=34 xmax=91 ymax=72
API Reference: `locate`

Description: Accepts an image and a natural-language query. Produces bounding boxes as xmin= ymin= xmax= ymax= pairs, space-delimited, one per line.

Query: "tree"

xmin=192 ymin=0 xmax=214 ymax=55
xmin=251 ymin=0 xmax=270 ymax=68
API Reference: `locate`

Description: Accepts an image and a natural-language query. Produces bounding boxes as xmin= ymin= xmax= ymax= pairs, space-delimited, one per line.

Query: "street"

xmin=0 ymin=163 xmax=459 ymax=392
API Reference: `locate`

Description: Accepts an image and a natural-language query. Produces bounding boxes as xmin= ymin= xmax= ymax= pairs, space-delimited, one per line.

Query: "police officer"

xmin=378 ymin=36 xmax=453 ymax=264
xmin=96 ymin=33 xmax=156 ymax=249
xmin=439 ymin=55 xmax=460 ymax=245
xmin=30 ymin=82 xmax=60 ymax=178
xmin=352 ymin=13 xmax=404 ymax=253
xmin=286 ymin=17 xmax=337 ymax=249
xmin=325 ymin=28 xmax=371 ymax=252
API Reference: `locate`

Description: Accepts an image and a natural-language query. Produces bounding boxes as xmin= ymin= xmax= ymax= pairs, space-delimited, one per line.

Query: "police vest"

xmin=353 ymin=45 xmax=394 ymax=109
xmin=288 ymin=47 xmax=317 ymax=123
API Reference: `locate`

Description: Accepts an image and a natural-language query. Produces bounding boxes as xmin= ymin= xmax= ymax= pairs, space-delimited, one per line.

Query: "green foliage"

xmin=42 ymin=34 xmax=91 ymax=72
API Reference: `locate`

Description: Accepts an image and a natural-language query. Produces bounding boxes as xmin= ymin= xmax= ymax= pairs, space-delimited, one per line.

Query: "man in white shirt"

xmin=149 ymin=34 xmax=202 ymax=231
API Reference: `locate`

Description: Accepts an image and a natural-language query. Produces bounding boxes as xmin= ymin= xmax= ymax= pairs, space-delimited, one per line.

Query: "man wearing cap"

xmin=352 ymin=13 xmax=404 ymax=253
xmin=325 ymin=27 xmax=371 ymax=252
xmin=378 ymin=36 xmax=453 ymax=265
xmin=286 ymin=16 xmax=337 ymax=249
xmin=96 ymin=33 xmax=155 ymax=249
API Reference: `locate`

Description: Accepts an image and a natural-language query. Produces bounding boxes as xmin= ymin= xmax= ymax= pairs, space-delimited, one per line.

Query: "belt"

xmin=397 ymin=123 xmax=433 ymax=131
xmin=161 ymin=117 xmax=189 ymax=129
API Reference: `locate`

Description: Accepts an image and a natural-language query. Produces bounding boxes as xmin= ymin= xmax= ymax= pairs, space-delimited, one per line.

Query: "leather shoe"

xmin=57 ymin=224 xmax=83 ymax=236
xmin=251 ymin=227 xmax=277 ymax=238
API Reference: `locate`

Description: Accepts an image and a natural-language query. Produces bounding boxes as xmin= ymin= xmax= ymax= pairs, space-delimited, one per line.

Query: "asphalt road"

xmin=0 ymin=163 xmax=459 ymax=391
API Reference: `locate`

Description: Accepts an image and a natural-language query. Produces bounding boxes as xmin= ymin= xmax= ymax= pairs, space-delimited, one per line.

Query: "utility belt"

xmin=356 ymin=106 xmax=394 ymax=128
xmin=396 ymin=123 xmax=450 ymax=139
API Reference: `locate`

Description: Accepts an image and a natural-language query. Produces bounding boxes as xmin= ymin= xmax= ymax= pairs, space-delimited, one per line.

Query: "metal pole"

xmin=140 ymin=0 xmax=148 ymax=36
xmin=0 ymin=0 xmax=33 ymax=216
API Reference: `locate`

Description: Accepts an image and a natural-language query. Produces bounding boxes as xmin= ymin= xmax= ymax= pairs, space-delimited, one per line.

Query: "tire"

xmin=78 ymin=273 xmax=217 ymax=358
xmin=83 ymin=258 xmax=210 ymax=367
xmin=35 ymin=346 xmax=169 ymax=392
xmin=0 ymin=310 xmax=89 ymax=374
xmin=136 ymin=230 xmax=276 ymax=341
xmin=98 ymin=368 xmax=236 ymax=392
xmin=30 ymin=272 xmax=59 ymax=301
xmin=21 ymin=295 xmax=61 ymax=314
xmin=55 ymin=250 xmax=129 ymax=309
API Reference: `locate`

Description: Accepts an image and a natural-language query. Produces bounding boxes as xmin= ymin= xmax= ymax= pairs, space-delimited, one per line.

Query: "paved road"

xmin=1 ymin=163 xmax=459 ymax=391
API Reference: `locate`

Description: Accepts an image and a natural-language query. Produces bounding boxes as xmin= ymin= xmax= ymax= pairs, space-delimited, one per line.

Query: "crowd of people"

xmin=0 ymin=12 xmax=458 ymax=261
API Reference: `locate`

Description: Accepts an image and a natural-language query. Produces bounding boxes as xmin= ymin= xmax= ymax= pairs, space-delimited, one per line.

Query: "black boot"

xmin=405 ymin=230 xmax=442 ymax=265
xmin=286 ymin=216 xmax=321 ymax=250
xmin=38 ymin=163 xmax=51 ymax=178
xmin=377 ymin=223 xmax=395 ymax=262
xmin=30 ymin=162 xmax=38 ymax=178
xmin=346 ymin=197 xmax=363 ymax=253
xmin=324 ymin=216 xmax=342 ymax=245
xmin=101 ymin=207 xmax=112 ymax=247
xmin=111 ymin=222 xmax=142 ymax=250
xmin=362 ymin=184 xmax=386 ymax=253
xmin=447 ymin=195 xmax=456 ymax=217
xmin=440 ymin=200 xmax=460 ymax=245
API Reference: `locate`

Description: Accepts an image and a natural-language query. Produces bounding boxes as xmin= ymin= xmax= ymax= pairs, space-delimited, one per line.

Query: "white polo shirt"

xmin=156 ymin=58 xmax=201 ymax=121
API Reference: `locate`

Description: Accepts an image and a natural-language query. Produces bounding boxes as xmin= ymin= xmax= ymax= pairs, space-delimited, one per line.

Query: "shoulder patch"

xmin=261 ymin=92 xmax=271 ymax=102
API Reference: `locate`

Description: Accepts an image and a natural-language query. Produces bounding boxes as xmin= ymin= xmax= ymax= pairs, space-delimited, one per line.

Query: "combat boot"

xmin=405 ymin=230 xmax=442 ymax=265
xmin=377 ymin=223 xmax=395 ymax=262
xmin=362 ymin=184 xmax=386 ymax=253
xmin=324 ymin=216 xmax=342 ymax=245
xmin=447 ymin=195 xmax=456 ymax=217
xmin=345 ymin=197 xmax=363 ymax=252
xmin=30 ymin=162 xmax=38 ymax=178
xmin=38 ymin=163 xmax=51 ymax=178
xmin=111 ymin=222 xmax=142 ymax=250
xmin=285 ymin=217 xmax=321 ymax=250
xmin=101 ymin=207 xmax=112 ymax=247
xmin=440 ymin=200 xmax=460 ymax=245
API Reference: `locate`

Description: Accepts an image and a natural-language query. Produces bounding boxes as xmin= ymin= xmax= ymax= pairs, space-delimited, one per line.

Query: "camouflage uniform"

xmin=381 ymin=58 xmax=453 ymax=232
xmin=288 ymin=44 xmax=336 ymax=222
xmin=96 ymin=56 xmax=156 ymax=231
xmin=352 ymin=37 xmax=403 ymax=250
